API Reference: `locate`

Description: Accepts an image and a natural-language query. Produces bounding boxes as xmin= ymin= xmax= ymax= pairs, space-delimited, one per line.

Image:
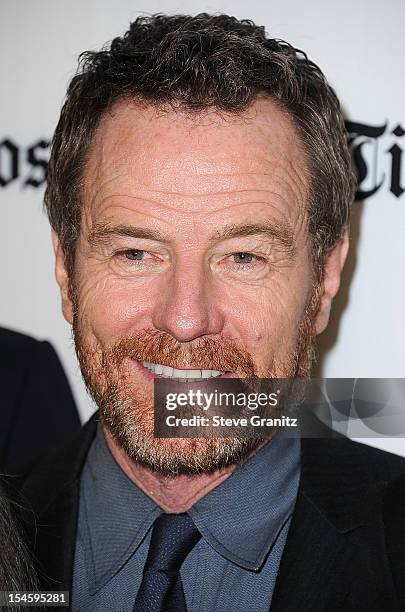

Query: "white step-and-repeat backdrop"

xmin=1 ymin=0 xmax=405 ymax=454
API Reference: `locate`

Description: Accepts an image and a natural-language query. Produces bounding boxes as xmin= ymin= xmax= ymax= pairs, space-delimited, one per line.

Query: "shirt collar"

xmin=189 ymin=434 xmax=300 ymax=570
xmin=80 ymin=425 xmax=300 ymax=592
xmin=80 ymin=426 xmax=162 ymax=593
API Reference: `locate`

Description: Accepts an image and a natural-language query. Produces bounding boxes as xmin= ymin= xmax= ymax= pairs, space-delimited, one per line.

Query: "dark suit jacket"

xmin=5 ymin=414 xmax=405 ymax=612
xmin=0 ymin=327 xmax=81 ymax=470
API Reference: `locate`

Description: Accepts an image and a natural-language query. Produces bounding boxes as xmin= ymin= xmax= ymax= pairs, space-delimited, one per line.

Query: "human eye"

xmin=210 ymin=250 xmax=269 ymax=282
xmin=122 ymin=249 xmax=146 ymax=261
xmin=113 ymin=248 xmax=166 ymax=273
xmin=229 ymin=252 xmax=267 ymax=270
xmin=232 ymin=252 xmax=260 ymax=265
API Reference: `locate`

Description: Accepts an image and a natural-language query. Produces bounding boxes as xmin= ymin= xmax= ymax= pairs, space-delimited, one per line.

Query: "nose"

xmin=152 ymin=260 xmax=224 ymax=342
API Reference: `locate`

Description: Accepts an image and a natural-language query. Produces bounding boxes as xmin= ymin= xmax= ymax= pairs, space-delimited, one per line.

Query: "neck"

xmin=103 ymin=428 xmax=265 ymax=512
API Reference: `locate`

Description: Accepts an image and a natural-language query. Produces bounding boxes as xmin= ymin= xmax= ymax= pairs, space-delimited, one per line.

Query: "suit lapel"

xmin=16 ymin=413 xmax=99 ymax=590
xmin=270 ymin=437 xmax=400 ymax=612
xmin=270 ymin=490 xmax=355 ymax=611
xmin=27 ymin=480 xmax=80 ymax=590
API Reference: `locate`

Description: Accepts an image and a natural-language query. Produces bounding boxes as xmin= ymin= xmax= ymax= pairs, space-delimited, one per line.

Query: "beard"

xmin=72 ymin=286 xmax=319 ymax=477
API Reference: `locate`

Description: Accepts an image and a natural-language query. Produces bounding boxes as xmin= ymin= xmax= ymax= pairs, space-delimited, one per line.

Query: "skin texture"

xmin=53 ymin=97 xmax=349 ymax=512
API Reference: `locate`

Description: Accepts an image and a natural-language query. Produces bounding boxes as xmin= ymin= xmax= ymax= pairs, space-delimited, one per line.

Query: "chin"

xmin=100 ymin=406 xmax=263 ymax=477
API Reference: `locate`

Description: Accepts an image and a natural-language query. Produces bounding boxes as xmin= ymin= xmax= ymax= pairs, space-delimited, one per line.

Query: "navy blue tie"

xmin=133 ymin=513 xmax=201 ymax=612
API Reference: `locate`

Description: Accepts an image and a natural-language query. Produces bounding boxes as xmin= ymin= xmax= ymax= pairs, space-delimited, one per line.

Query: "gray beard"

xmin=72 ymin=284 xmax=317 ymax=476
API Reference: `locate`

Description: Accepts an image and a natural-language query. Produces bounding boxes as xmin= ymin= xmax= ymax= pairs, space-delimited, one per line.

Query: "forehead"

xmin=83 ymin=97 xmax=309 ymax=227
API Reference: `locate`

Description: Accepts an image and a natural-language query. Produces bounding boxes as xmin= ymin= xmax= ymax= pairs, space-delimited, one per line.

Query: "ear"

xmin=52 ymin=230 xmax=74 ymax=324
xmin=313 ymin=229 xmax=349 ymax=335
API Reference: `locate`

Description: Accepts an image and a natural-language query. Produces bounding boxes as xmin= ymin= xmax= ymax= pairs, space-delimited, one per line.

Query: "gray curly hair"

xmin=44 ymin=13 xmax=356 ymax=277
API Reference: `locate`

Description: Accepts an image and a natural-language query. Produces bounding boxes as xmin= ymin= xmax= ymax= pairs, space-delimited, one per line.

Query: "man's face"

xmin=54 ymin=97 xmax=345 ymax=475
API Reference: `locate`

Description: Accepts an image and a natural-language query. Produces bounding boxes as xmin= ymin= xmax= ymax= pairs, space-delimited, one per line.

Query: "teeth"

xmin=142 ymin=361 xmax=225 ymax=380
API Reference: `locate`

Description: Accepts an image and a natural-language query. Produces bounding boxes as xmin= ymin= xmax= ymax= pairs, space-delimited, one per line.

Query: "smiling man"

xmin=66 ymin=95 xmax=320 ymax=478
xmin=9 ymin=13 xmax=405 ymax=611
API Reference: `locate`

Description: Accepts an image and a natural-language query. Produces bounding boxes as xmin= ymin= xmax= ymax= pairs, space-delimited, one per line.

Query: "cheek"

xmin=75 ymin=270 xmax=157 ymax=343
xmin=226 ymin=270 xmax=312 ymax=358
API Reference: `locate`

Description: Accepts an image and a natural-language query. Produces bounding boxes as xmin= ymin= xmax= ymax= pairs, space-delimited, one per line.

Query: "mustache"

xmin=107 ymin=328 xmax=258 ymax=378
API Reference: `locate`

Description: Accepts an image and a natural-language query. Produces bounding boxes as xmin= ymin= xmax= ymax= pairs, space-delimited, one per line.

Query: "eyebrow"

xmin=210 ymin=221 xmax=296 ymax=255
xmin=88 ymin=219 xmax=296 ymax=257
xmin=88 ymin=222 xmax=168 ymax=246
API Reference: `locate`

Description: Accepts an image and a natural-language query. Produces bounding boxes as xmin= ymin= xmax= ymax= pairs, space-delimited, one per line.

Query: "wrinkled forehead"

xmin=82 ymin=97 xmax=310 ymax=228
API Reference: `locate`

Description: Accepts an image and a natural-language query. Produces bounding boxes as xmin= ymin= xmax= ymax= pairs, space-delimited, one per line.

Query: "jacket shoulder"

xmin=299 ymin=436 xmax=405 ymax=535
xmin=0 ymin=326 xmax=63 ymax=367
xmin=0 ymin=326 xmax=39 ymax=349
xmin=302 ymin=436 xmax=405 ymax=484
xmin=383 ymin=470 xmax=405 ymax=608
xmin=4 ymin=414 xmax=99 ymax=515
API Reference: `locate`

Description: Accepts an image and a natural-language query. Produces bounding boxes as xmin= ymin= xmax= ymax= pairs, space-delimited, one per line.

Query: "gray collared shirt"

xmin=72 ymin=425 xmax=300 ymax=611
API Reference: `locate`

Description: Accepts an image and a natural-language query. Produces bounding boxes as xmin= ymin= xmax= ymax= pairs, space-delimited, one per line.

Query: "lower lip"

xmin=132 ymin=360 xmax=237 ymax=380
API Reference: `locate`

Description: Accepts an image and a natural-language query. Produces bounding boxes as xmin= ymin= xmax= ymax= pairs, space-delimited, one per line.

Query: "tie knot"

xmin=146 ymin=513 xmax=201 ymax=575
